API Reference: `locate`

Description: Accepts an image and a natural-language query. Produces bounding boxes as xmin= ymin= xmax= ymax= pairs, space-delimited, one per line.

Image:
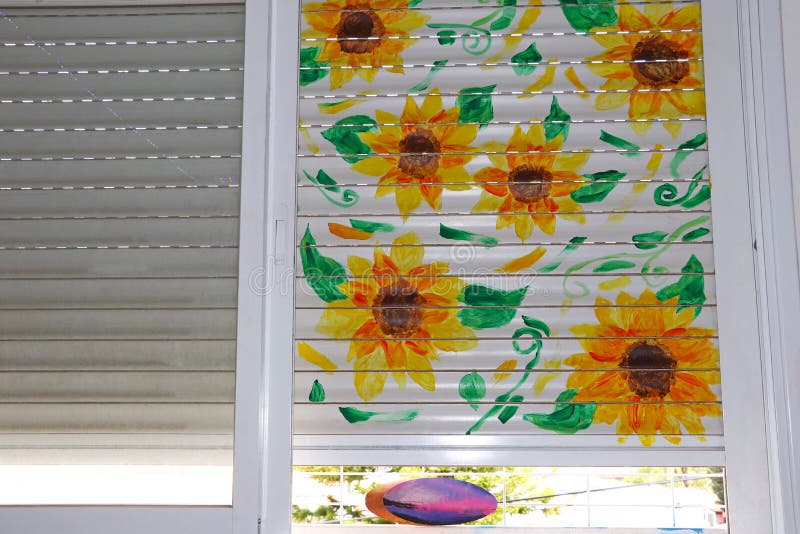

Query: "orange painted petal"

xmin=660 ymin=4 xmax=702 ymax=30
xmin=618 ymin=5 xmax=653 ymax=32
xmin=496 ymin=247 xmax=546 ymax=273
xmin=329 ymin=223 xmax=373 ymax=240
xmin=373 ymin=247 xmax=400 ymax=277
xmin=475 ymin=167 xmax=510 ymax=197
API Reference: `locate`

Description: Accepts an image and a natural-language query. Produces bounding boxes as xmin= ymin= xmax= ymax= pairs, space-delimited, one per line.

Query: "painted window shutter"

xmin=293 ymin=0 xmax=719 ymax=465
xmin=0 ymin=4 xmax=245 ymax=464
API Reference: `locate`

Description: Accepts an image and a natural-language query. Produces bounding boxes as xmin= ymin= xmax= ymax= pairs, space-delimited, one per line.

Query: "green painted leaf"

xmin=600 ymin=130 xmax=641 ymax=156
xmin=459 ymin=371 xmax=487 ymax=410
xmin=456 ymin=85 xmax=496 ymax=129
xmin=593 ymin=260 xmax=637 ymax=273
xmin=457 ymin=285 xmax=528 ymax=329
xmin=523 ymin=389 xmax=596 ymax=434
xmin=320 ymin=115 xmax=378 ymax=164
xmin=309 ymin=380 xmax=326 ymax=403
xmin=437 ymin=30 xmax=457 ymax=45
xmin=300 ymin=226 xmax=348 ymax=302
xmin=681 ymin=227 xmax=711 ymax=242
xmin=407 ymin=0 xmax=423 ymax=6
xmin=670 ymin=133 xmax=707 ymax=178
xmin=439 ymin=223 xmax=498 ymax=247
xmin=655 ymin=254 xmax=706 ymax=316
xmin=538 ymin=236 xmax=587 ymax=273
xmin=544 ymin=96 xmax=570 ymax=141
xmin=511 ymin=42 xmax=542 ymax=76
xmin=349 ymin=219 xmax=395 ymax=233
xmin=633 ymin=231 xmax=668 ymax=250
xmin=498 ymin=394 xmax=524 ymax=424
xmin=299 ymin=47 xmax=329 ymax=86
xmin=339 ymin=407 xmax=419 ymax=424
xmin=682 ymin=184 xmax=711 ymax=208
xmin=558 ymin=0 xmax=617 ymax=32
xmin=490 ymin=0 xmax=518 ymax=31
xmin=521 ymin=316 xmax=551 ymax=337
xmin=570 ymin=170 xmax=627 ymax=203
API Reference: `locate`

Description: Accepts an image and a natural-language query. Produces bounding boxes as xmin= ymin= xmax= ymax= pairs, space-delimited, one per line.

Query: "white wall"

xmin=782 ymin=0 xmax=800 ymax=268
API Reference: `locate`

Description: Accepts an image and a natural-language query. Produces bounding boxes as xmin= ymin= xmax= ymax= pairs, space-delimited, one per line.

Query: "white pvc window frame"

xmin=0 ymin=0 xmax=796 ymax=533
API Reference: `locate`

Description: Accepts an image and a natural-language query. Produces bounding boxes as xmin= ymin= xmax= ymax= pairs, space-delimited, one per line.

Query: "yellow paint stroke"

xmin=297 ymin=342 xmax=337 ymax=375
xmin=608 ymin=144 xmax=664 ymax=223
xmin=487 ymin=0 xmax=543 ymax=65
xmin=496 ymin=246 xmax=546 ymax=273
xmin=533 ymin=358 xmax=562 ymax=394
xmin=299 ymin=125 xmax=320 ymax=154
xmin=493 ymin=359 xmax=518 ymax=383
xmin=328 ymin=222 xmax=373 ymax=240
xmin=598 ymin=276 xmax=632 ymax=291
xmin=520 ymin=65 xmax=556 ymax=98
xmin=564 ymin=66 xmax=590 ymax=99
xmin=561 ymin=299 xmax=572 ymax=315
xmin=317 ymin=98 xmax=363 ymax=114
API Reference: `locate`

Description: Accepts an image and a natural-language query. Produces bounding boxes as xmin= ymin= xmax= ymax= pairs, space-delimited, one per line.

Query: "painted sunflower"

xmin=302 ymin=1 xmax=429 ymax=89
xmin=565 ymin=289 xmax=721 ymax=446
xmin=316 ymin=232 xmax=477 ymax=401
xmin=471 ymin=124 xmax=588 ymax=241
xmin=588 ymin=4 xmax=704 ymax=136
xmin=353 ymin=93 xmax=478 ymax=214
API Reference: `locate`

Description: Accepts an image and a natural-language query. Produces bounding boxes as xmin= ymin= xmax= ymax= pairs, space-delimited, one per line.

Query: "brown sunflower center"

xmin=336 ymin=10 xmax=384 ymax=54
xmin=630 ymin=36 xmax=690 ymax=87
xmin=398 ymin=128 xmax=442 ymax=179
xmin=372 ymin=280 xmax=426 ymax=337
xmin=508 ymin=164 xmax=553 ymax=203
xmin=620 ymin=342 xmax=677 ymax=398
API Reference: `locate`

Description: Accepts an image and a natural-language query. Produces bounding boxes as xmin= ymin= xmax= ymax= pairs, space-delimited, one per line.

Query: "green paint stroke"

xmin=633 ymin=230 xmax=668 ymax=250
xmin=300 ymin=225 xmax=348 ymax=303
xmin=558 ymin=0 xmax=617 ymax=32
xmin=456 ymin=85 xmax=495 ymax=129
xmin=523 ymin=389 xmax=596 ymax=434
xmin=349 ymin=219 xmax=395 ymax=233
xmin=560 ymin=216 xmax=710 ymax=298
xmin=339 ymin=406 xmax=420 ymax=424
xmin=511 ymin=42 xmax=542 ymax=76
xmin=309 ymin=380 xmax=326 ymax=403
xmin=681 ymin=227 xmax=710 ymax=242
xmin=428 ymin=23 xmax=492 ymax=55
xmin=439 ymin=223 xmax=499 ymax=247
xmin=570 ymin=170 xmax=627 ymax=204
xmin=299 ymin=47 xmax=329 ymax=86
xmin=491 ymin=0 xmax=519 ymax=31
xmin=303 ymin=170 xmax=359 ymax=208
xmin=544 ymin=95 xmax=571 ymax=141
xmin=656 ymin=165 xmax=709 ymax=207
xmin=407 ymin=0 xmax=423 ymax=6
xmin=512 ymin=316 xmax=551 ymax=355
xmin=457 ymin=285 xmax=528 ymax=329
xmin=466 ymin=317 xmax=550 ymax=434
xmin=498 ymin=395 xmax=524 ymax=424
xmin=593 ymin=259 xmax=637 ymax=273
xmin=459 ymin=371 xmax=487 ymax=411
xmin=410 ymin=59 xmax=448 ymax=92
xmin=320 ymin=115 xmax=378 ymax=164
xmin=655 ymin=254 xmax=706 ymax=317
xmin=538 ymin=236 xmax=587 ymax=273
xmin=670 ymin=133 xmax=707 ymax=178
xmin=600 ymin=130 xmax=641 ymax=156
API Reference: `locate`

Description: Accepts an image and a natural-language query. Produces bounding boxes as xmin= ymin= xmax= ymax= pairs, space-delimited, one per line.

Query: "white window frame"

xmin=0 ymin=0 xmax=796 ymax=533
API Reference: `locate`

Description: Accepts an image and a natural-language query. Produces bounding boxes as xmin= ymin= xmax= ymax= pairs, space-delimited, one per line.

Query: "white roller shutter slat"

xmin=293 ymin=0 xmax=722 ymax=462
xmin=0 ymin=5 xmax=245 ymax=463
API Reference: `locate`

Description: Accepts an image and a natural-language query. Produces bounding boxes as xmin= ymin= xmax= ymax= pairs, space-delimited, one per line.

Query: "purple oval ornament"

xmin=381 ymin=478 xmax=497 ymax=525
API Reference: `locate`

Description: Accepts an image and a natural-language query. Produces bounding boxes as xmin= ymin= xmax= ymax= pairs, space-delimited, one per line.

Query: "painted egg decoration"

xmin=366 ymin=478 xmax=498 ymax=526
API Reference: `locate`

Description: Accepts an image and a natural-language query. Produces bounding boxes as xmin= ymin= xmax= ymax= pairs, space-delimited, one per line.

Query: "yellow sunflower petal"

xmin=348 ymin=255 xmax=373 ymax=278
xmin=401 ymin=95 xmax=424 ymax=123
xmin=472 ymin=192 xmax=506 ymax=213
xmin=533 ymin=212 xmax=556 ymax=235
xmin=618 ymin=5 xmax=653 ymax=32
xmin=296 ymin=342 xmax=338 ymax=373
xmin=525 ymin=123 xmax=546 ymax=148
xmin=390 ymin=232 xmax=424 ymax=274
xmin=406 ymin=352 xmax=436 ymax=391
xmin=496 ymin=246 xmax=546 ymax=273
xmin=420 ymin=92 xmax=443 ymax=121
xmin=555 ymin=195 xmax=586 ymax=224
xmin=660 ymin=4 xmax=702 ymax=31
xmin=515 ymin=214 xmax=535 ymax=241
xmin=395 ymin=184 xmax=424 ymax=214
xmin=352 ymin=156 xmax=395 ymax=177
xmin=316 ymin=303 xmax=372 ymax=338
xmin=429 ymin=317 xmax=477 ymax=352
xmin=383 ymin=9 xmax=430 ymax=32
xmin=353 ymin=350 xmax=388 ymax=401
